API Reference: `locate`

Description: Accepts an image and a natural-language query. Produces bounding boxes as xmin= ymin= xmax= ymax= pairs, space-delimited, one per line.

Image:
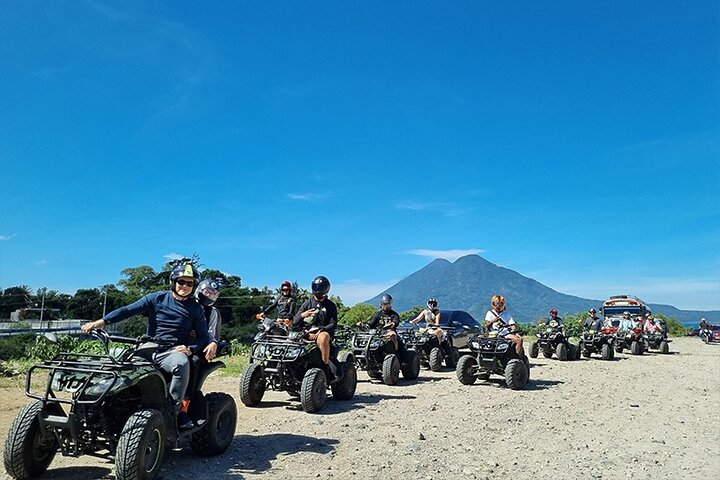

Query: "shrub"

xmin=0 ymin=333 xmax=36 ymax=360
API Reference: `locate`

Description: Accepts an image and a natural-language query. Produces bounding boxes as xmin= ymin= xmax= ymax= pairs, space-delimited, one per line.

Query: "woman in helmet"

xmin=196 ymin=279 xmax=222 ymax=347
xmin=292 ymin=276 xmax=338 ymax=380
xmin=367 ymin=294 xmax=401 ymax=351
xmin=410 ymin=298 xmax=444 ymax=343
xmin=256 ymin=280 xmax=296 ymax=325
xmin=81 ymin=263 xmax=214 ymax=429
xmin=485 ymin=295 xmax=524 ymax=355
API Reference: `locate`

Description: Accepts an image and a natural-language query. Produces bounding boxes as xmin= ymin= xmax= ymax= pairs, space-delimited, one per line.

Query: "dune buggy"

xmin=4 ymin=330 xmax=236 ymax=480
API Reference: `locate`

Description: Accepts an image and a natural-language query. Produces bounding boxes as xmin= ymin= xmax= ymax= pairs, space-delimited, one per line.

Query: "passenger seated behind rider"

xmin=292 ymin=275 xmax=338 ymax=380
xmin=584 ymin=308 xmax=603 ymax=333
xmin=410 ymin=298 xmax=444 ymax=343
xmin=366 ymin=294 xmax=400 ymax=351
xmin=81 ymin=263 xmax=216 ymax=429
xmin=256 ymin=280 xmax=296 ymax=325
xmin=485 ymin=295 xmax=524 ymax=355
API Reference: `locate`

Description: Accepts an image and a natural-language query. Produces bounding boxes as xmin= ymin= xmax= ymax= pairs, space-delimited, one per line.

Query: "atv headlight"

xmin=83 ymin=376 xmax=116 ymax=399
xmin=369 ymin=339 xmax=382 ymax=349
xmin=285 ymin=346 xmax=303 ymax=359
xmin=471 ymin=341 xmax=480 ymax=349
xmin=497 ymin=343 xmax=509 ymax=352
xmin=254 ymin=344 xmax=268 ymax=358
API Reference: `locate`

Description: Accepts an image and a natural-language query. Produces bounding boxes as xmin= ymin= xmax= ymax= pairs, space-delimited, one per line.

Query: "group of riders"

xmin=79 ymin=262 xmax=675 ymax=429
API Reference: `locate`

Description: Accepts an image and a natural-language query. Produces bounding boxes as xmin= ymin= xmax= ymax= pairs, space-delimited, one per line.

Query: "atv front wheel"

xmin=401 ymin=350 xmax=421 ymax=380
xmin=660 ymin=341 xmax=669 ymax=354
xmin=542 ymin=348 xmax=554 ymax=359
xmin=630 ymin=341 xmax=643 ymax=355
xmin=239 ymin=362 xmax=266 ymax=407
xmin=300 ymin=368 xmax=327 ymax=413
xmin=601 ymin=343 xmax=613 ymax=361
xmin=556 ymin=343 xmax=568 ymax=361
xmin=191 ymin=393 xmax=237 ymax=456
xmin=529 ymin=342 xmax=539 ymax=358
xmin=582 ymin=348 xmax=592 ymax=358
xmin=456 ymin=355 xmax=477 ymax=385
xmin=445 ymin=347 xmax=460 ymax=368
xmin=115 ymin=408 xmax=166 ymax=480
xmin=428 ymin=347 xmax=443 ymax=371
xmin=382 ymin=354 xmax=400 ymax=385
xmin=505 ymin=359 xmax=529 ymax=390
xmin=615 ymin=346 xmax=623 ymax=354
xmin=4 ymin=400 xmax=58 ymax=480
xmin=331 ymin=354 xmax=357 ymax=400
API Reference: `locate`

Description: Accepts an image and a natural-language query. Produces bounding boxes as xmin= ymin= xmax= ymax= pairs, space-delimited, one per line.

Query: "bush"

xmin=0 ymin=333 xmax=36 ymax=360
xmin=122 ymin=316 xmax=148 ymax=338
xmin=653 ymin=313 xmax=685 ymax=336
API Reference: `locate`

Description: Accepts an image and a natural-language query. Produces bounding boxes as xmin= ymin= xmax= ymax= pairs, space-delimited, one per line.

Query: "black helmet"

xmin=311 ymin=275 xmax=331 ymax=297
xmin=427 ymin=298 xmax=437 ymax=308
xmin=196 ymin=279 xmax=220 ymax=307
xmin=380 ymin=294 xmax=393 ymax=307
xmin=588 ymin=308 xmax=597 ymax=315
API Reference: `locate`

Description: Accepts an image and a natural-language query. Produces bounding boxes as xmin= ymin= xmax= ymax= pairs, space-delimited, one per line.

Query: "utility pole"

xmin=102 ymin=286 xmax=108 ymax=318
xmin=39 ymin=288 xmax=47 ymax=328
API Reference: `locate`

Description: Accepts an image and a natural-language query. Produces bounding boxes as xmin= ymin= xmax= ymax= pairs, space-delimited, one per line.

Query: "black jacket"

xmin=367 ymin=308 xmax=400 ymax=332
xmin=293 ymin=297 xmax=338 ymax=337
xmin=263 ymin=295 xmax=296 ymax=319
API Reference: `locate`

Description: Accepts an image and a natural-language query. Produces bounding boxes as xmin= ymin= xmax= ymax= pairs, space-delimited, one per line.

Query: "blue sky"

xmin=1 ymin=1 xmax=718 ymax=310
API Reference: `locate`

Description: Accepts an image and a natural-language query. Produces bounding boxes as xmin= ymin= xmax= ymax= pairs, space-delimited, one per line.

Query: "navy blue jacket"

xmin=104 ymin=291 xmax=209 ymax=354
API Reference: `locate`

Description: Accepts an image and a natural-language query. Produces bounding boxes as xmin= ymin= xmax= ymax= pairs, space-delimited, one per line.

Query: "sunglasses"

xmin=175 ymin=279 xmax=196 ymax=287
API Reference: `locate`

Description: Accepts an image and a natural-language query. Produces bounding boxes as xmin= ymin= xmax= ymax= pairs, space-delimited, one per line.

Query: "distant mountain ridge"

xmin=366 ymin=255 xmax=719 ymax=324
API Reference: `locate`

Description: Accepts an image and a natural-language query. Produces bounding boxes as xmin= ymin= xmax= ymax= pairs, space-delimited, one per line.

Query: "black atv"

xmin=239 ymin=327 xmax=357 ymax=413
xmin=4 ymin=330 xmax=236 ymax=480
xmin=615 ymin=326 xmax=646 ymax=355
xmin=456 ymin=331 xmax=530 ymax=390
xmin=398 ymin=325 xmax=458 ymax=371
xmin=578 ymin=327 xmax=616 ymax=360
xmin=351 ymin=325 xmax=420 ymax=385
xmin=528 ymin=320 xmax=577 ymax=361
xmin=643 ymin=331 xmax=671 ymax=354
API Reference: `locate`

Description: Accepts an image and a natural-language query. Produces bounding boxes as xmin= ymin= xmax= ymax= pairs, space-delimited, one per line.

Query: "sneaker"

xmin=323 ymin=364 xmax=336 ymax=383
xmin=177 ymin=412 xmax=193 ymax=429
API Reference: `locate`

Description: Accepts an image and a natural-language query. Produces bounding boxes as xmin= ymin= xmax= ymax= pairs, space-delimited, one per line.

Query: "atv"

xmin=239 ymin=327 xmax=357 ymax=413
xmin=528 ymin=320 xmax=577 ymax=361
xmin=578 ymin=327 xmax=616 ymax=360
xmin=615 ymin=326 xmax=646 ymax=355
xmin=350 ymin=325 xmax=420 ymax=385
xmin=643 ymin=331 xmax=671 ymax=354
xmin=456 ymin=330 xmax=530 ymax=390
xmin=4 ymin=330 xmax=236 ymax=480
xmin=399 ymin=325 xmax=459 ymax=371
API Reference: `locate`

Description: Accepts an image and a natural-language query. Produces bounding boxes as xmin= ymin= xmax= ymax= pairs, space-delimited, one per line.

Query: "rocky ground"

xmin=1 ymin=337 xmax=719 ymax=480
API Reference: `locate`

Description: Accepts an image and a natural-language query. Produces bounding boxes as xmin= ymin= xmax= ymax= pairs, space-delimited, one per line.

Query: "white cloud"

xmin=393 ymin=200 xmax=470 ymax=217
xmin=393 ymin=200 xmax=433 ymax=211
xmin=287 ymin=193 xmax=329 ymax=201
xmin=332 ymin=279 xmax=398 ymax=306
xmin=163 ymin=252 xmax=185 ymax=261
xmin=35 ymin=260 xmax=48 ymax=266
xmin=406 ymin=249 xmax=485 ymax=262
xmin=0 ymin=234 xmax=17 ymax=241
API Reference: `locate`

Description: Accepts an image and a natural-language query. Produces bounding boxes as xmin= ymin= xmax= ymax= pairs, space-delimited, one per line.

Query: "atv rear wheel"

xmin=382 ymin=354 xmax=401 ymax=385
xmin=191 ymin=393 xmax=237 ymax=456
xmin=505 ymin=359 xmax=529 ymax=390
xmin=660 ymin=341 xmax=669 ymax=354
xmin=428 ymin=347 xmax=443 ymax=371
xmin=4 ymin=400 xmax=58 ymax=480
xmin=115 ymin=408 xmax=166 ymax=480
xmin=331 ymin=353 xmax=357 ymax=400
xmin=529 ymin=342 xmax=539 ymax=358
xmin=601 ymin=343 xmax=613 ymax=361
xmin=401 ymin=350 xmax=421 ymax=380
xmin=556 ymin=343 xmax=568 ymax=361
xmin=456 ymin=355 xmax=477 ymax=385
xmin=300 ymin=368 xmax=327 ymax=413
xmin=239 ymin=362 xmax=266 ymax=407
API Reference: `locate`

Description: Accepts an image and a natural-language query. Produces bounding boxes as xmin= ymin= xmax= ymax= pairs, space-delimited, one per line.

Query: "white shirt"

xmin=485 ymin=309 xmax=515 ymax=330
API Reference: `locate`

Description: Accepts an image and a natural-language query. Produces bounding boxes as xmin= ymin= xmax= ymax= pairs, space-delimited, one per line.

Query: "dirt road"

xmin=1 ymin=337 xmax=718 ymax=479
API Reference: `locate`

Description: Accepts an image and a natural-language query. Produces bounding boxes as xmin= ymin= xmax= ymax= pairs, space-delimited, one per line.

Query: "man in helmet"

xmin=367 ymin=294 xmax=401 ymax=351
xmin=544 ymin=308 xmax=564 ymax=328
xmin=485 ymin=295 xmax=524 ymax=355
xmin=619 ymin=311 xmax=635 ymax=331
xmin=584 ymin=308 xmax=603 ymax=332
xmin=256 ymin=280 xmax=296 ymax=325
xmin=293 ymin=275 xmax=338 ymax=380
xmin=81 ymin=263 xmax=215 ymax=428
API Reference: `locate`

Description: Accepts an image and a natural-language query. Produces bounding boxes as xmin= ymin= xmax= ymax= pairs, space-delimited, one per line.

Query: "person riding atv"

xmin=4 ymin=329 xmax=236 ymax=480
xmin=529 ymin=308 xmax=576 ymax=361
xmin=643 ymin=315 xmax=671 ymax=354
xmin=256 ymin=280 xmax=296 ymax=323
xmin=366 ymin=294 xmax=401 ymax=351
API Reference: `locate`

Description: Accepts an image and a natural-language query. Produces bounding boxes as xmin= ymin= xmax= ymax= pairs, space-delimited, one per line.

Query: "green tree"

xmin=653 ymin=313 xmax=685 ymax=336
xmin=0 ymin=286 xmax=33 ymax=318
xmin=118 ymin=266 xmax=165 ymax=300
xmin=338 ymin=303 xmax=376 ymax=327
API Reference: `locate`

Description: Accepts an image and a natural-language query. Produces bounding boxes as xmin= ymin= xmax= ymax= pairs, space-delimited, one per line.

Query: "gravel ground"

xmin=1 ymin=337 xmax=719 ymax=480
